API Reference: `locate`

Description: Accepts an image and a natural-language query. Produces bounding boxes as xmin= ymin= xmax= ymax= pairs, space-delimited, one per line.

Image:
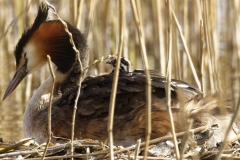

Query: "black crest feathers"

xmin=14 ymin=2 xmax=49 ymax=66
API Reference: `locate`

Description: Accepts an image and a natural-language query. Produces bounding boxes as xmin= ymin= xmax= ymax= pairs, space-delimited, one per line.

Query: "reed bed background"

xmin=0 ymin=0 xmax=239 ymax=146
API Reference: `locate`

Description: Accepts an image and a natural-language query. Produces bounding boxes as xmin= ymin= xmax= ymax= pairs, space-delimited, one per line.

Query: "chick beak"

xmin=106 ymin=60 xmax=112 ymax=65
xmin=2 ymin=65 xmax=28 ymax=100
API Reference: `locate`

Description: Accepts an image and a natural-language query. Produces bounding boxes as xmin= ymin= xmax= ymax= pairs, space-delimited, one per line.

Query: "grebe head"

xmin=106 ymin=57 xmax=132 ymax=73
xmin=3 ymin=2 xmax=88 ymax=100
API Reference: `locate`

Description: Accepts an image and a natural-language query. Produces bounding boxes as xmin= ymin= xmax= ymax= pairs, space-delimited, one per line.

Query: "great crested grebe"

xmin=3 ymin=2 xmax=235 ymax=147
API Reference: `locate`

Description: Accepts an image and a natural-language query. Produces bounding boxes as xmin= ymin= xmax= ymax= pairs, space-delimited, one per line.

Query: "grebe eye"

xmin=24 ymin=53 xmax=27 ymax=58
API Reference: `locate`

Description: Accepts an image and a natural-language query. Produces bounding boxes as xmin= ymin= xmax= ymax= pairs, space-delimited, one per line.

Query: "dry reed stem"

xmin=0 ymin=146 xmax=106 ymax=160
xmin=130 ymin=1 xmax=152 ymax=159
xmin=166 ymin=1 xmax=180 ymax=159
xmin=200 ymin=19 xmax=205 ymax=94
xmin=108 ymin=0 xmax=125 ymax=159
xmin=155 ymin=1 xmax=166 ymax=74
xmin=24 ymin=143 xmax=46 ymax=158
xmin=45 ymin=2 xmax=84 ymax=159
xmin=179 ymin=119 xmax=193 ymax=160
xmin=84 ymin=0 xmax=96 ymax=38
xmin=134 ymin=139 xmax=141 ymax=160
xmin=151 ymin=1 xmax=164 ymax=73
xmin=215 ymin=95 xmax=240 ymax=160
xmin=0 ymin=143 xmax=31 ymax=151
xmin=72 ymin=0 xmax=78 ymax=25
xmin=173 ymin=25 xmax=181 ymax=80
xmin=25 ymin=1 xmax=33 ymax=104
xmin=24 ymin=74 xmax=32 ymax=108
xmin=206 ymin=1 xmax=220 ymax=93
xmin=76 ymin=0 xmax=84 ymax=29
xmin=181 ymin=0 xmax=189 ymax=82
xmin=0 ymin=138 xmax=33 ymax=154
xmin=220 ymin=154 xmax=240 ymax=159
xmin=201 ymin=0 xmax=218 ymax=94
xmin=170 ymin=3 xmax=201 ymax=91
xmin=233 ymin=0 xmax=240 ymax=105
xmin=41 ymin=55 xmax=55 ymax=160
xmin=229 ymin=132 xmax=240 ymax=144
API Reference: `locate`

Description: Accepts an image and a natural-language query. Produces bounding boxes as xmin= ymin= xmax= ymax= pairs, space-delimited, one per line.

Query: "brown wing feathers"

xmin=55 ymin=69 xmax=196 ymax=118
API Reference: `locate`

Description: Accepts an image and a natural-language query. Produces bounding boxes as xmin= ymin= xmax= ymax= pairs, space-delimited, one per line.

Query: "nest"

xmin=1 ymin=124 xmax=239 ymax=160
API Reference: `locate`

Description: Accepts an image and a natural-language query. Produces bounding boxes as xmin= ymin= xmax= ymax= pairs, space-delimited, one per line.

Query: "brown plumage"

xmin=3 ymin=2 xmax=235 ymax=148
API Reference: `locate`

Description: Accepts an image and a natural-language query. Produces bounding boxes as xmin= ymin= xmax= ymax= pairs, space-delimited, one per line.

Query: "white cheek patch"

xmin=24 ymin=42 xmax=47 ymax=74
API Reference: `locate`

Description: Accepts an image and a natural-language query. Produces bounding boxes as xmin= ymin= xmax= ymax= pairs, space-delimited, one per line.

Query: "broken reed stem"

xmin=41 ymin=55 xmax=55 ymax=160
xmin=108 ymin=0 xmax=125 ymax=159
xmin=229 ymin=132 xmax=240 ymax=144
xmin=170 ymin=3 xmax=201 ymax=91
xmin=103 ymin=125 xmax=210 ymax=159
xmin=215 ymin=95 xmax=240 ymax=160
xmin=166 ymin=1 xmax=180 ymax=159
xmin=86 ymin=147 xmax=90 ymax=160
xmin=46 ymin=2 xmax=84 ymax=159
xmin=130 ymin=1 xmax=152 ymax=159
xmin=134 ymin=139 xmax=141 ymax=160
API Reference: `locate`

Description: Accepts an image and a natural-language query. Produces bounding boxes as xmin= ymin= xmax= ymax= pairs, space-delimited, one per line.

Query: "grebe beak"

xmin=3 ymin=65 xmax=28 ymax=100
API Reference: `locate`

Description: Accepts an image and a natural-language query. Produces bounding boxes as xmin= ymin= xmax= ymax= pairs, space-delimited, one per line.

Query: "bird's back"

xmin=43 ymin=69 xmax=203 ymax=145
